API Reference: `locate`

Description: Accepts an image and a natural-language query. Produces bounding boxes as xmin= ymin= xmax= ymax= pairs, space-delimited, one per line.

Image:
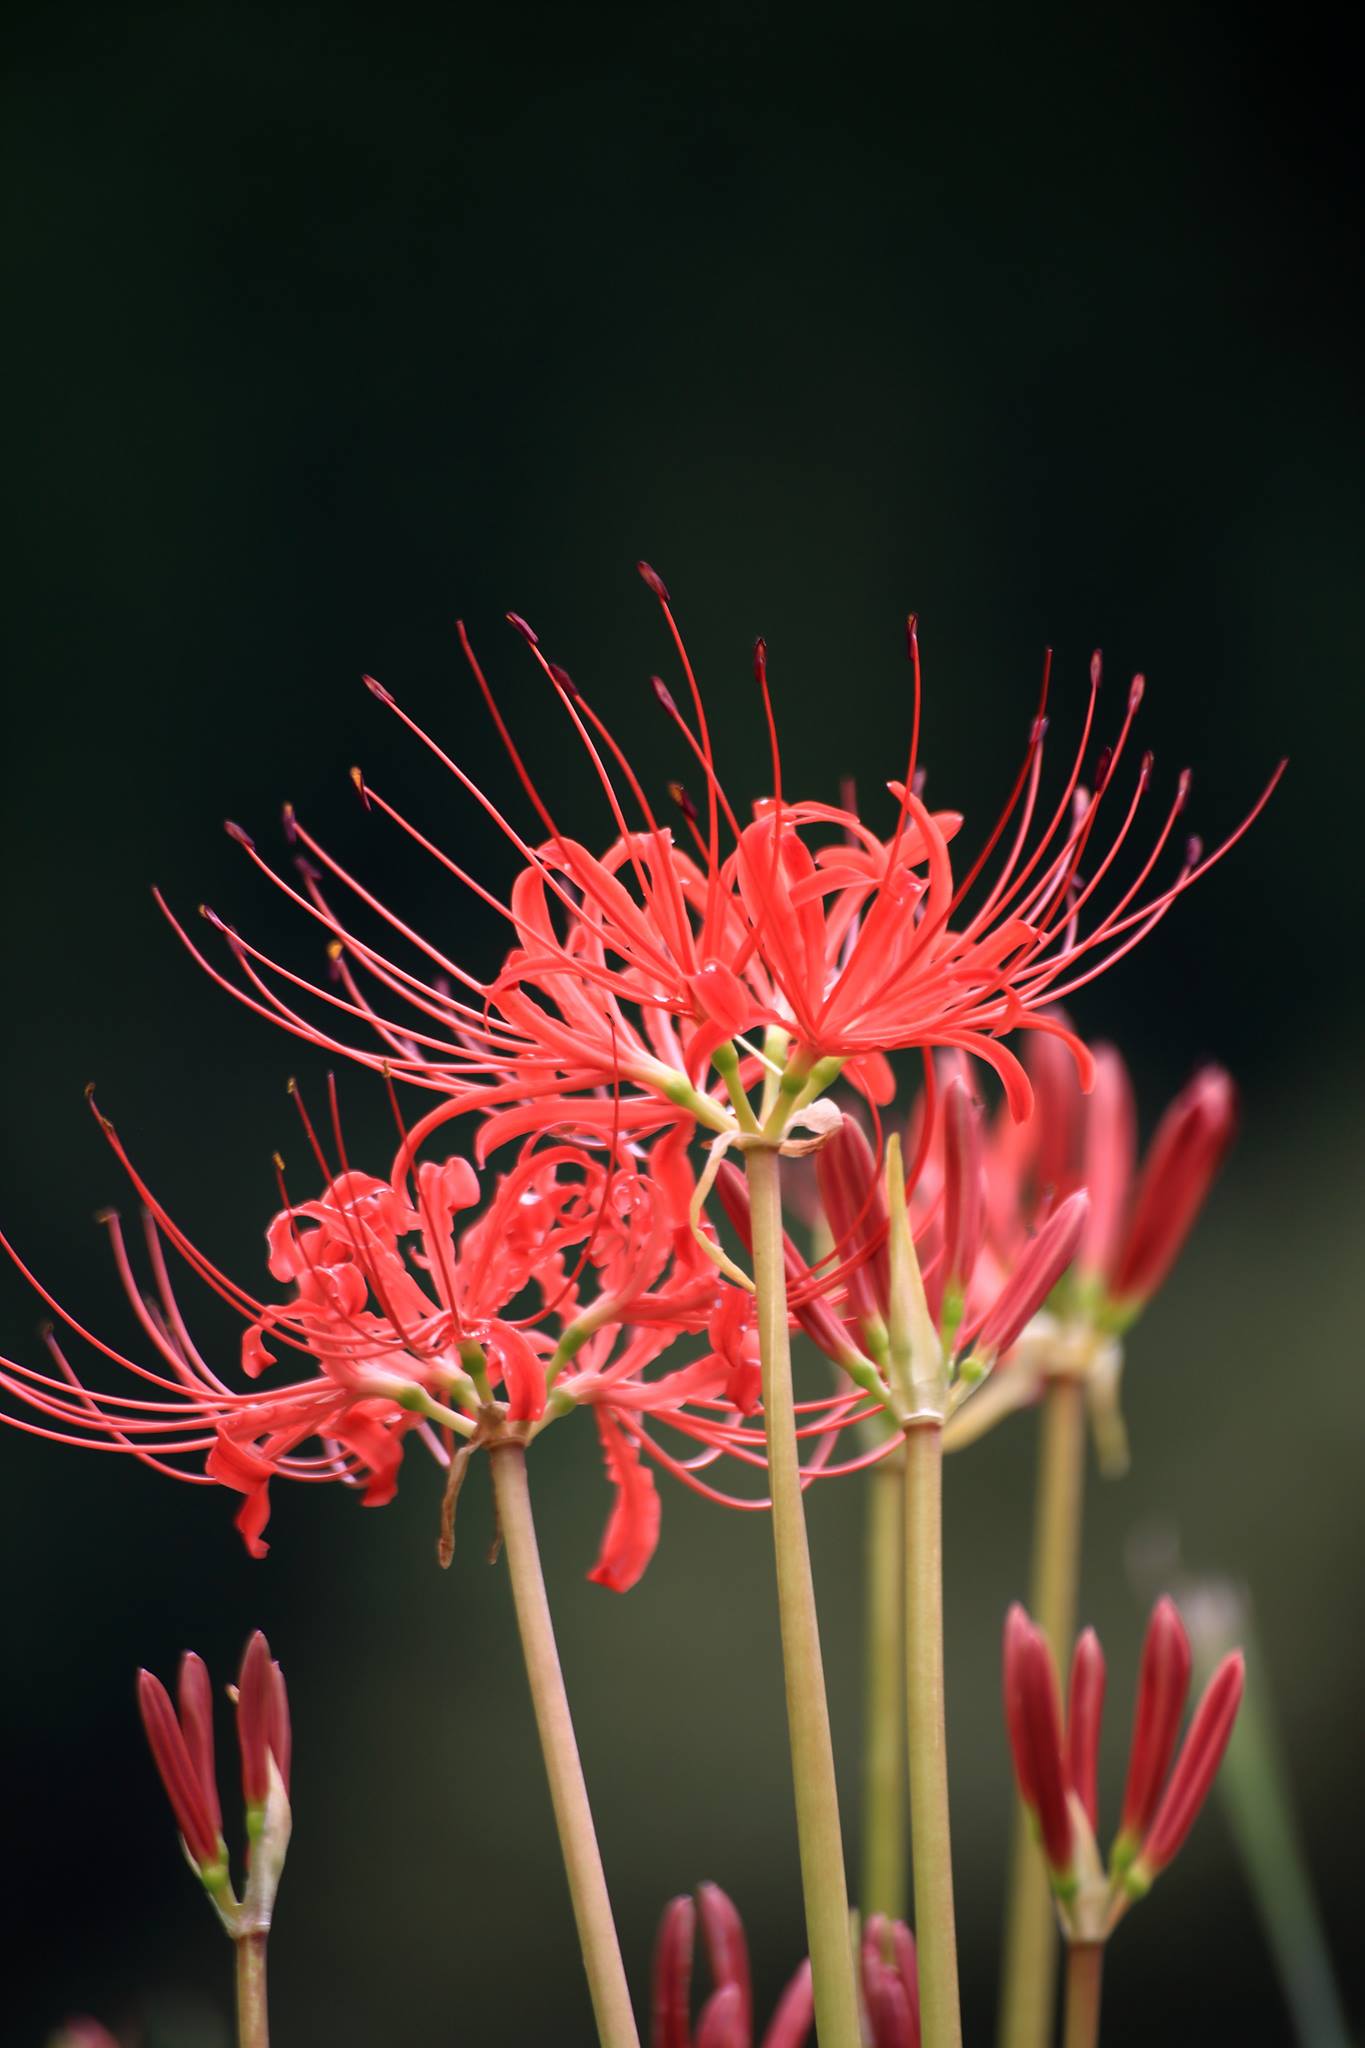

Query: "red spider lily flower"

xmin=1002 ymin=1600 xmax=1243 ymax=1939
xmin=168 ymin=571 xmax=1280 ymax=1151
xmin=47 ymin=2023 xmax=122 ymax=2048
xmin=138 ymin=1630 xmax=291 ymax=1936
xmin=0 ymin=1092 xmax=763 ymax=1589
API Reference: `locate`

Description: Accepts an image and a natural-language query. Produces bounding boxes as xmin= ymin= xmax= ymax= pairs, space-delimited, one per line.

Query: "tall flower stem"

xmin=489 ymin=1443 xmax=640 ymax=2048
xmin=999 ymin=1372 xmax=1088 ymax=2048
xmin=862 ymin=1450 xmax=907 ymax=1921
xmin=903 ymin=1420 xmax=963 ymax=2048
xmin=235 ymin=1934 xmax=269 ymax=2048
xmin=1061 ymin=1943 xmax=1104 ymax=2048
xmin=745 ymin=1142 xmax=862 ymax=2048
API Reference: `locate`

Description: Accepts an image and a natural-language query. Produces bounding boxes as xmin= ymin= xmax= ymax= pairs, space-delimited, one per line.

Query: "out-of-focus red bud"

xmin=973 ymin=1190 xmax=1088 ymax=1358
xmin=814 ymin=1116 xmax=890 ymax=1322
xmin=1078 ymin=1046 xmax=1136 ymax=1283
xmin=652 ymin=1894 xmax=696 ymax=2048
xmin=696 ymin=1985 xmax=747 ymax=2048
xmin=1119 ymin=1598 xmax=1192 ymax=1844
xmin=940 ymin=1077 xmax=985 ymax=1307
xmin=860 ymin=1916 xmax=921 ymax=2047
xmin=1024 ymin=1027 xmax=1086 ymax=1199
xmin=1138 ymin=1652 xmax=1244 ymax=1875
xmin=1110 ymin=1067 xmax=1237 ymax=1307
xmin=1066 ymin=1628 xmax=1107 ymax=1832
xmin=697 ymin=1880 xmax=751 ymax=2033
xmin=1002 ymin=1605 xmax=1073 ymax=1876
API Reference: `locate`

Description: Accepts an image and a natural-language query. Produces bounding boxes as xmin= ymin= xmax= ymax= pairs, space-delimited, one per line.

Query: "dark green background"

xmin=4 ymin=4 xmax=1360 ymax=2042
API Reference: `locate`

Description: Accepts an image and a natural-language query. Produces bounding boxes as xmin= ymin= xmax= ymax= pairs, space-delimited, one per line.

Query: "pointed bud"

xmin=1119 ymin=1598 xmax=1193 ymax=1846
xmin=763 ymin=1960 xmax=815 ymax=2048
xmin=696 ymin=1880 xmax=752 ymax=2031
xmin=1138 ymin=1653 xmax=1244 ymax=1876
xmin=1002 ymin=1606 xmax=1073 ymax=1877
xmin=814 ymin=1115 xmax=890 ymax=1324
xmin=695 ymin=1984 xmax=747 ymax=2048
xmin=136 ymin=1670 xmax=221 ymax=1870
xmin=974 ymin=1189 xmax=1088 ymax=1358
xmin=1078 ymin=1046 xmax=1137 ymax=1285
xmin=940 ymin=1075 xmax=986 ymax=1308
xmin=176 ymin=1653 xmax=223 ymax=1846
xmin=1023 ymin=1028 xmax=1086 ymax=1203
xmin=861 ymin=1916 xmax=921 ymax=2048
xmin=1066 ymin=1629 xmax=1107 ymax=1831
xmin=237 ymin=1629 xmax=280 ymax=1811
xmin=651 ymin=1894 xmax=696 ymax=2048
xmin=1110 ymin=1068 xmax=1237 ymax=1310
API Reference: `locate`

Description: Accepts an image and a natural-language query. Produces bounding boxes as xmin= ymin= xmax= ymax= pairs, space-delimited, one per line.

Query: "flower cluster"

xmin=137 ymin=1629 xmax=292 ymax=1937
xmin=1003 ymin=1598 xmax=1244 ymax=1939
xmin=651 ymin=1884 xmax=920 ymax=2048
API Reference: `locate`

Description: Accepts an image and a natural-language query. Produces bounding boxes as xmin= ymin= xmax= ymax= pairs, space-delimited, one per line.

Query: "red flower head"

xmin=0 ymin=1089 xmax=778 ymax=1591
xmin=168 ymin=573 xmax=1280 ymax=1159
xmin=137 ymin=1629 xmax=291 ymax=1936
xmin=1002 ymin=1599 xmax=1243 ymax=1940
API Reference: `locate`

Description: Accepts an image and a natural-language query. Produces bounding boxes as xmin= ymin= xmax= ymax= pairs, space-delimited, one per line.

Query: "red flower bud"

xmin=1077 ymin=1046 xmax=1136 ymax=1284
xmin=1139 ymin=1652 xmax=1244 ymax=1875
xmin=237 ymin=1628 xmax=288 ymax=1809
xmin=652 ymin=1894 xmax=697 ymax=2048
xmin=1119 ymin=1597 xmax=1192 ymax=1844
xmin=1110 ymin=1067 xmax=1237 ymax=1307
xmin=974 ymin=1190 xmax=1088 ymax=1358
xmin=1065 ymin=1628 xmax=1106 ymax=1832
xmin=1002 ymin=1604 xmax=1073 ymax=1875
xmin=136 ymin=1668 xmax=221 ymax=1869
xmin=814 ymin=1116 xmax=890 ymax=1324
xmin=940 ymin=1076 xmax=985 ymax=1308
xmin=861 ymin=1915 xmax=921 ymax=2047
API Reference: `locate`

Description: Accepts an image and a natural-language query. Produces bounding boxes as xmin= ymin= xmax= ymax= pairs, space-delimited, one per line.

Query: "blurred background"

xmin=4 ymin=3 xmax=1361 ymax=2041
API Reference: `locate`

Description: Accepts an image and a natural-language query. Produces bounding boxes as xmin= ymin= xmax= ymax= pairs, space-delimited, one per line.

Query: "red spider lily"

xmin=1002 ymin=1600 xmax=1243 ymax=1938
xmin=167 ymin=571 xmax=1281 ymax=1149
xmin=138 ymin=1630 xmax=291 ymax=1933
xmin=0 ymin=1093 xmax=772 ymax=1589
xmin=651 ymin=1885 xmax=920 ymax=2048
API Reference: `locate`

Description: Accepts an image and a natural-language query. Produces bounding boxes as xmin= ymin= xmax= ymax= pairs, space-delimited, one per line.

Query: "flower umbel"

xmin=1002 ymin=1598 xmax=1244 ymax=1940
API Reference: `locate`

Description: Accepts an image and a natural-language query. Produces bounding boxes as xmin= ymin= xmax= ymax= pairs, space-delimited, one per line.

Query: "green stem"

xmin=861 ymin=1451 xmax=907 ymax=1922
xmin=745 ymin=1144 xmax=862 ymax=2048
xmin=904 ymin=1422 xmax=963 ymax=2048
xmin=1062 ymin=1942 xmax=1104 ymax=2048
xmin=235 ymin=1934 xmax=269 ymax=2048
xmin=999 ymin=1374 xmax=1087 ymax=2048
xmin=489 ymin=1444 xmax=640 ymax=2048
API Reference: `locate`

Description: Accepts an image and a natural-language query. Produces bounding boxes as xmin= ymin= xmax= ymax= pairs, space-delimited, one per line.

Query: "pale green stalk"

xmin=999 ymin=1373 xmax=1087 ymax=2048
xmin=903 ymin=1422 xmax=962 ymax=2048
xmin=745 ymin=1142 xmax=863 ymax=2048
xmin=861 ymin=1452 xmax=907 ymax=1922
xmin=490 ymin=1444 xmax=640 ymax=2048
